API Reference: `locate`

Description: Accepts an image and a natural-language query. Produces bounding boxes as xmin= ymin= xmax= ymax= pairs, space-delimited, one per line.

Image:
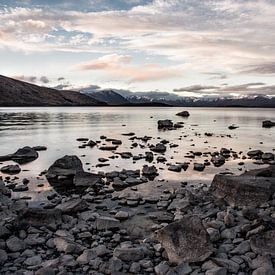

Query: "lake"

xmin=0 ymin=107 xmax=274 ymax=202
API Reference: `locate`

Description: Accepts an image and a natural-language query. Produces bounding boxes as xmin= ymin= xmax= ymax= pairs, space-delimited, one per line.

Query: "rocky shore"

xmin=0 ymin=114 xmax=275 ymax=275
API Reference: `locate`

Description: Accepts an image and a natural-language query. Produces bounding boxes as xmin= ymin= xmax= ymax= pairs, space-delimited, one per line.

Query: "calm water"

xmin=0 ymin=107 xmax=274 ymax=201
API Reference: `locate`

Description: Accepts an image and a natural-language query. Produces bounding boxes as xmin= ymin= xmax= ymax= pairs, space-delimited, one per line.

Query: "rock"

xmin=174 ymin=262 xmax=192 ymax=274
xmin=158 ymin=119 xmax=173 ymax=129
xmin=56 ymin=198 xmax=88 ymax=214
xmin=211 ymin=258 xmax=239 ymax=273
xmin=145 ymin=151 xmax=154 ymax=162
xmin=86 ymin=140 xmax=97 ymax=147
xmin=211 ymin=155 xmax=225 ymax=167
xmin=24 ymin=255 xmax=42 ymax=266
xmin=73 ymin=171 xmax=103 ymax=188
xmin=176 ymin=111 xmax=190 ymax=117
xmin=14 ymin=208 xmax=62 ymax=228
xmin=228 ymin=125 xmax=238 ymax=130
xmin=115 ymin=211 xmax=129 ymax=220
xmin=150 ymin=143 xmax=166 ymax=153
xmin=209 ymin=171 xmax=275 ymax=206
xmin=262 ymin=153 xmax=274 ymax=161
xmin=0 ymin=225 xmax=11 ymax=239
xmin=154 ymin=262 xmax=170 ymax=275
xmin=142 ymin=165 xmax=158 ymax=177
xmin=99 ymin=145 xmax=118 ymax=151
xmin=194 ymin=163 xmax=205 ymax=171
xmin=13 ymin=184 xmax=29 ymax=191
xmin=54 ymin=237 xmax=83 ymax=254
xmin=96 ymin=216 xmax=120 ymax=231
xmin=250 ymin=230 xmax=275 ymax=256
xmin=35 ymin=267 xmax=55 ymax=275
xmin=32 ymin=145 xmax=47 ymax=151
xmin=46 ymin=155 xmax=83 ymax=179
xmin=206 ymin=267 xmax=227 ymax=275
xmin=231 ymin=240 xmax=250 ymax=254
xmin=0 ymin=164 xmax=21 ymax=174
xmin=76 ymin=249 xmax=96 ymax=264
xmin=113 ymin=246 xmax=148 ymax=261
xmin=6 ymin=236 xmax=25 ymax=252
xmin=262 ymin=120 xmax=275 ymax=128
xmin=156 ymin=216 xmax=213 ymax=264
xmin=0 ymin=249 xmax=8 ymax=264
xmin=168 ymin=165 xmax=182 ymax=172
xmin=247 ymin=150 xmax=263 ymax=158
xmin=11 ymin=146 xmax=39 ymax=163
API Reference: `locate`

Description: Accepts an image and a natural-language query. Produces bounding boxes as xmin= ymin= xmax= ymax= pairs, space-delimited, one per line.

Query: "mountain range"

xmin=1 ymin=75 xmax=275 ymax=107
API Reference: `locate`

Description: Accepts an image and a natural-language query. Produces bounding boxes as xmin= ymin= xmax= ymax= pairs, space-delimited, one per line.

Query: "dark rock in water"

xmin=156 ymin=216 xmax=213 ymax=264
xmin=220 ymin=148 xmax=230 ymax=158
xmin=210 ymin=169 xmax=275 ymax=206
xmin=142 ymin=165 xmax=158 ymax=177
xmin=46 ymin=155 xmax=83 ymax=179
xmin=158 ymin=119 xmax=173 ymax=129
xmin=56 ymin=198 xmax=88 ymax=214
xmin=0 ymin=154 xmax=13 ymax=161
xmin=168 ymin=165 xmax=182 ymax=172
xmin=13 ymin=184 xmax=28 ymax=192
xmin=99 ymin=145 xmax=118 ymax=151
xmin=176 ymin=111 xmax=190 ymax=117
xmin=0 ymin=164 xmax=21 ymax=174
xmin=76 ymin=138 xmax=89 ymax=141
xmin=86 ymin=140 xmax=97 ymax=147
xmin=228 ymin=125 xmax=238 ymax=130
xmin=262 ymin=152 xmax=275 ymax=161
xmin=32 ymin=146 xmax=47 ymax=151
xmin=262 ymin=120 xmax=275 ymax=128
xmin=122 ymin=132 xmax=135 ymax=136
xmin=211 ymin=155 xmax=225 ymax=167
xmin=12 ymin=146 xmax=39 ymax=164
xmin=250 ymin=230 xmax=275 ymax=256
xmin=150 ymin=143 xmax=166 ymax=153
xmin=145 ymin=151 xmax=154 ymax=162
xmin=194 ymin=163 xmax=205 ymax=171
xmin=13 ymin=208 xmax=62 ymax=228
xmin=247 ymin=150 xmax=263 ymax=158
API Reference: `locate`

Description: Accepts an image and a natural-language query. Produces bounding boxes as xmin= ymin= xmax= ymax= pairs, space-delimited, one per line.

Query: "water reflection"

xmin=0 ymin=107 xmax=274 ymax=203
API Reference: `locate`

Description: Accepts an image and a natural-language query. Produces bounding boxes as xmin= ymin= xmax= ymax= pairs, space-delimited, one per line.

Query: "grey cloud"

xmin=57 ymin=77 xmax=65 ymax=81
xmin=241 ymin=63 xmax=275 ymax=74
xmin=40 ymin=76 xmax=50 ymax=83
xmin=13 ymin=75 xmax=37 ymax=83
xmin=174 ymin=85 xmax=219 ymax=93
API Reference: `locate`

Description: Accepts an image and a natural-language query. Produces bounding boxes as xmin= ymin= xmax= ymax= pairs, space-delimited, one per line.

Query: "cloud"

xmin=76 ymin=53 xmax=180 ymax=82
xmin=173 ymin=82 xmax=275 ymax=97
xmin=241 ymin=62 xmax=275 ymax=75
xmin=57 ymin=77 xmax=65 ymax=81
xmin=13 ymin=75 xmax=37 ymax=83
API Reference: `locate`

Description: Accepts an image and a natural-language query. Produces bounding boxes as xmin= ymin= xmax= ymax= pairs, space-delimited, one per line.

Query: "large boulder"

xmin=250 ymin=230 xmax=275 ymax=256
xmin=209 ymin=169 xmax=275 ymax=206
xmin=46 ymin=155 xmax=83 ymax=179
xmin=0 ymin=164 xmax=21 ymax=174
xmin=262 ymin=120 xmax=275 ymax=128
xmin=156 ymin=216 xmax=213 ymax=264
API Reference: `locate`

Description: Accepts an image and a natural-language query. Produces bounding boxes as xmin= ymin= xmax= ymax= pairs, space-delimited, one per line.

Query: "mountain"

xmin=83 ymin=89 xmax=130 ymax=105
xmin=0 ymin=75 xmax=105 ymax=106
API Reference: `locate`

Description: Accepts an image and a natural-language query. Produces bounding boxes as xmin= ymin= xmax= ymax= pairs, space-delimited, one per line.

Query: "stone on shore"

xmin=12 ymin=146 xmax=39 ymax=163
xmin=176 ymin=111 xmax=190 ymax=117
xmin=262 ymin=120 xmax=275 ymax=128
xmin=158 ymin=120 xmax=173 ymax=129
xmin=156 ymin=216 xmax=213 ymax=264
xmin=0 ymin=164 xmax=21 ymax=174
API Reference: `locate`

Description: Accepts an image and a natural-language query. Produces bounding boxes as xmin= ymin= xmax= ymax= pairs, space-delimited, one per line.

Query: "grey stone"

xmin=96 ymin=216 xmax=120 ymax=231
xmin=6 ymin=236 xmax=25 ymax=252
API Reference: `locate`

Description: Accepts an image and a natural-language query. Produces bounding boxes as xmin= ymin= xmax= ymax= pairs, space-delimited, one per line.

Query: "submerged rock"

xmin=262 ymin=120 xmax=275 ymax=128
xmin=12 ymin=146 xmax=39 ymax=164
xmin=156 ymin=216 xmax=213 ymax=264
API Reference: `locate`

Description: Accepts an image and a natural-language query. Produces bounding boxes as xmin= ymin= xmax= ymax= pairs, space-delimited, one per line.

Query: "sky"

xmin=0 ymin=0 xmax=275 ymax=97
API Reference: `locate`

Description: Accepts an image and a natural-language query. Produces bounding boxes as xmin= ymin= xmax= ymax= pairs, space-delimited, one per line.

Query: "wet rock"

xmin=156 ymin=216 xmax=213 ymax=264
xmin=194 ymin=163 xmax=205 ymax=171
xmin=142 ymin=165 xmax=158 ymax=177
xmin=145 ymin=151 xmax=154 ymax=162
xmin=250 ymin=230 xmax=275 ymax=256
xmin=210 ymin=171 xmax=275 ymax=206
xmin=46 ymin=155 xmax=83 ymax=179
xmin=262 ymin=152 xmax=274 ymax=161
xmin=99 ymin=145 xmax=118 ymax=151
xmin=247 ymin=150 xmax=263 ymax=158
xmin=13 ymin=184 xmax=29 ymax=191
xmin=176 ymin=111 xmax=190 ymax=117
xmin=158 ymin=119 xmax=173 ymax=129
xmin=12 ymin=146 xmax=39 ymax=163
xmin=211 ymin=155 xmax=225 ymax=167
xmin=56 ymin=198 xmax=88 ymax=214
xmin=228 ymin=125 xmax=238 ymax=130
xmin=150 ymin=143 xmax=166 ymax=153
xmin=0 ymin=164 xmax=21 ymax=174
xmin=32 ymin=145 xmax=47 ymax=151
xmin=262 ymin=120 xmax=275 ymax=128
